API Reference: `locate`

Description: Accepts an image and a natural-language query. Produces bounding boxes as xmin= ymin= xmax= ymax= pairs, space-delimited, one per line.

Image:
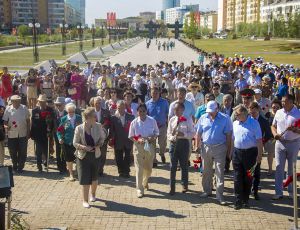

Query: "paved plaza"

xmin=106 ymin=38 xmax=199 ymax=65
xmin=2 ymin=41 xmax=300 ymax=230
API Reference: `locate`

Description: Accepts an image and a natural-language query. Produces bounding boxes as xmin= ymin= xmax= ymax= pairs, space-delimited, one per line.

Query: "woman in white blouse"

xmin=185 ymin=82 xmax=204 ymax=108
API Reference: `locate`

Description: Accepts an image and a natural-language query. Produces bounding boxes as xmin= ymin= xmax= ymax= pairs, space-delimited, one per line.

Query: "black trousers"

xmin=225 ymin=156 xmax=231 ymax=171
xmin=115 ymin=147 xmax=131 ymax=175
xmin=99 ymin=142 xmax=108 ymax=174
xmin=7 ymin=137 xmax=28 ymax=171
xmin=54 ymin=133 xmax=67 ymax=172
xmin=35 ymin=139 xmax=48 ymax=167
xmin=232 ymin=147 xmax=257 ymax=205
xmin=169 ymin=139 xmax=189 ymax=190
xmin=252 ymin=163 xmax=261 ymax=194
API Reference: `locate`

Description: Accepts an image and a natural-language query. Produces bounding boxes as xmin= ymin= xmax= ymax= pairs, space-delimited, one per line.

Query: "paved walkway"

xmin=3 ymin=139 xmax=299 ymax=230
xmin=107 ymin=39 xmax=199 ymax=65
xmin=2 ymin=41 xmax=299 ymax=229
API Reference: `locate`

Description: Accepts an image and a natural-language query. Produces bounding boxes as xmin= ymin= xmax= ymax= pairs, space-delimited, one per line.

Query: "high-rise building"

xmin=162 ymin=0 xmax=180 ymax=11
xmin=217 ymin=0 xmax=227 ymax=31
xmin=165 ymin=4 xmax=199 ymax=24
xmin=65 ymin=0 xmax=85 ymax=24
xmin=0 ymin=0 xmax=85 ymax=30
xmin=156 ymin=10 xmax=164 ymax=21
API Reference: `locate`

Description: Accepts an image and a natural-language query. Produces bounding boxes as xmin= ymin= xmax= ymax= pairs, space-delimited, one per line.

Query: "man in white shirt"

xmin=3 ymin=95 xmax=30 ymax=173
xmin=271 ymin=94 xmax=300 ymax=200
xmin=128 ymin=104 xmax=159 ymax=198
xmin=167 ymin=102 xmax=195 ymax=195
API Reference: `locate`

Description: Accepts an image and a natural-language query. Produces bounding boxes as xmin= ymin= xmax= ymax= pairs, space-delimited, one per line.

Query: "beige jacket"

xmin=73 ymin=122 xmax=107 ymax=160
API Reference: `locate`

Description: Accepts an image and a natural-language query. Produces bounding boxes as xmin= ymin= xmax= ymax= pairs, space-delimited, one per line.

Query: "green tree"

xmin=17 ymin=25 xmax=30 ymax=44
xmin=127 ymin=27 xmax=134 ymax=38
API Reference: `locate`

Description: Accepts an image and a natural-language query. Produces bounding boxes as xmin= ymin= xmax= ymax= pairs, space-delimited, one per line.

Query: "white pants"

xmin=134 ymin=142 xmax=155 ymax=194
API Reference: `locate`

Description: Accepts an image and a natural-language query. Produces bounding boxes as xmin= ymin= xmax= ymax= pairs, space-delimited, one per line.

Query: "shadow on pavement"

xmin=94 ymin=199 xmax=187 ymax=218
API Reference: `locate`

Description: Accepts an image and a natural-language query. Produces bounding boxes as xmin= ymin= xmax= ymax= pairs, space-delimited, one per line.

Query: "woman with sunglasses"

xmin=128 ymin=104 xmax=159 ymax=198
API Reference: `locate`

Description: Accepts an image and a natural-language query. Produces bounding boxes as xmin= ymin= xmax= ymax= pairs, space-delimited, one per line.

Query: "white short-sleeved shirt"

xmin=3 ymin=104 xmax=30 ymax=138
xmin=128 ymin=115 xmax=159 ymax=138
xmin=272 ymin=106 xmax=300 ymax=141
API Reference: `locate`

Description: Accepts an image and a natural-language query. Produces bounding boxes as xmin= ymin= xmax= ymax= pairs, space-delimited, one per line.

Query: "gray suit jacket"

xmin=73 ymin=122 xmax=107 ymax=159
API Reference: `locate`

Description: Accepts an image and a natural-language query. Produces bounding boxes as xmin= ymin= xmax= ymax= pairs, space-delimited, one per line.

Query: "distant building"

xmin=219 ymin=0 xmax=300 ymax=30
xmin=200 ymin=11 xmax=218 ymax=32
xmin=95 ymin=17 xmax=145 ymax=30
xmin=217 ymin=0 xmax=227 ymax=31
xmin=139 ymin=12 xmax=156 ymax=21
xmin=165 ymin=4 xmax=199 ymax=24
xmin=0 ymin=0 xmax=85 ymax=30
xmin=156 ymin=10 xmax=164 ymax=21
xmin=162 ymin=0 xmax=180 ymax=11
xmin=261 ymin=0 xmax=300 ymax=23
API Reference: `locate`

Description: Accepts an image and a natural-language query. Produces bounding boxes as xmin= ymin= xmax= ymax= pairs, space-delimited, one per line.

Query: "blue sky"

xmin=86 ymin=0 xmax=218 ymax=25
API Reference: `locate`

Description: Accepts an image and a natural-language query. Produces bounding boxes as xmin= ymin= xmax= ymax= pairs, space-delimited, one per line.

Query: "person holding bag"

xmin=73 ymin=107 xmax=107 ymax=208
xmin=128 ymin=104 xmax=159 ymax=198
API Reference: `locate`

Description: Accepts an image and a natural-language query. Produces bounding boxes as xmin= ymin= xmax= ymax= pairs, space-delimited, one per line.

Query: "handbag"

xmin=68 ymin=87 xmax=77 ymax=95
xmin=144 ymin=140 xmax=151 ymax=152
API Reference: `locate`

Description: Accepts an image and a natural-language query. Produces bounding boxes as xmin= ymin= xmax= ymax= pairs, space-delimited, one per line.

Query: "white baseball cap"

xmin=206 ymin=101 xmax=218 ymax=113
xmin=254 ymin=89 xmax=262 ymax=94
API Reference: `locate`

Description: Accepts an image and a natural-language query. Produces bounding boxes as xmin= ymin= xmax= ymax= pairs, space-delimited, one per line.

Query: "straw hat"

xmin=10 ymin=95 xmax=21 ymax=101
xmin=37 ymin=94 xmax=47 ymax=102
xmin=188 ymin=82 xmax=201 ymax=90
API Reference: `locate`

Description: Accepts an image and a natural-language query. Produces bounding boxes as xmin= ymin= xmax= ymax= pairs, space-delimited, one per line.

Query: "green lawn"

xmin=0 ymin=39 xmax=109 ymax=68
xmin=187 ymin=38 xmax=300 ymax=67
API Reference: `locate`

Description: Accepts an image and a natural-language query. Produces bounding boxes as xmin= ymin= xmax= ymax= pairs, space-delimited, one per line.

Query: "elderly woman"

xmin=128 ymin=104 xmax=159 ymax=198
xmin=57 ymin=103 xmax=82 ymax=181
xmin=73 ymin=107 xmax=107 ymax=208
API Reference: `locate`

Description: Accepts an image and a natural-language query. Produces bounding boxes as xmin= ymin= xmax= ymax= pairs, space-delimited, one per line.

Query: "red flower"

xmin=126 ymin=106 xmax=132 ymax=114
xmin=57 ymin=125 xmax=65 ymax=133
xmin=283 ymin=173 xmax=300 ymax=187
xmin=194 ymin=164 xmax=199 ymax=170
xmin=41 ymin=111 xmax=51 ymax=119
xmin=111 ymin=103 xmax=117 ymax=110
xmin=133 ymin=134 xmax=141 ymax=141
xmin=14 ymin=125 xmax=17 ymax=128
xmin=246 ymin=170 xmax=253 ymax=180
xmin=262 ymin=107 xmax=265 ymax=110
xmin=262 ymin=138 xmax=267 ymax=145
xmin=193 ymin=159 xmax=202 ymax=164
xmin=293 ymin=119 xmax=300 ymax=128
xmin=103 ymin=118 xmax=111 ymax=126
xmin=12 ymin=121 xmax=16 ymax=125
xmin=178 ymin=116 xmax=187 ymax=123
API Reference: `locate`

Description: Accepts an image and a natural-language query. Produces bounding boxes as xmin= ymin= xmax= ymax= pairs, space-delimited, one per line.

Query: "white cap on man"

xmin=206 ymin=101 xmax=218 ymax=113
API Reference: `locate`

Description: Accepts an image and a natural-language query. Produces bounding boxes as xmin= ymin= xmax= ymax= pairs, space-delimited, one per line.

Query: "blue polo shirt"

xmin=146 ymin=97 xmax=169 ymax=128
xmin=197 ymin=112 xmax=233 ymax=145
xmin=168 ymin=99 xmax=195 ymax=120
xmin=195 ymin=104 xmax=207 ymax=119
xmin=233 ymin=116 xmax=262 ymax=149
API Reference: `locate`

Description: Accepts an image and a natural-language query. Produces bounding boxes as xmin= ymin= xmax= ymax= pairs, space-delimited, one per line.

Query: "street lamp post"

xmin=113 ymin=26 xmax=117 ymax=42
xmin=91 ymin=24 xmax=95 ymax=47
xmin=28 ymin=19 xmax=40 ymax=63
xmin=77 ymin=24 xmax=84 ymax=51
xmin=108 ymin=26 xmax=111 ymax=43
xmin=118 ymin=26 xmax=121 ymax=41
xmin=60 ymin=21 xmax=68 ymax=56
xmin=101 ymin=24 xmax=104 ymax=45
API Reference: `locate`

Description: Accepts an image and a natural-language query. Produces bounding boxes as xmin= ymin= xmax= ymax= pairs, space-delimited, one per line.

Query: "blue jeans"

xmin=169 ymin=139 xmax=189 ymax=190
xmin=7 ymin=137 xmax=28 ymax=170
xmin=275 ymin=139 xmax=300 ymax=196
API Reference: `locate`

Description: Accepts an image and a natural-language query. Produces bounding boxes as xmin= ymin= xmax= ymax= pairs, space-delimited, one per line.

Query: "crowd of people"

xmin=0 ymin=42 xmax=299 ymax=209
